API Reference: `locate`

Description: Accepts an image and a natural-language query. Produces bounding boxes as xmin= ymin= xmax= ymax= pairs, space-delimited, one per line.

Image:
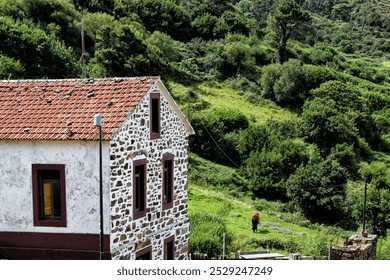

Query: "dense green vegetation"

xmin=1 ymin=0 xmax=389 ymax=258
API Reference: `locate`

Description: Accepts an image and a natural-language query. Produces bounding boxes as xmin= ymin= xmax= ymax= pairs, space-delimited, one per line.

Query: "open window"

xmin=133 ymin=159 xmax=147 ymax=220
xmin=162 ymin=153 xmax=174 ymax=210
xmin=150 ymin=92 xmax=161 ymax=140
xmin=32 ymin=164 xmax=66 ymax=227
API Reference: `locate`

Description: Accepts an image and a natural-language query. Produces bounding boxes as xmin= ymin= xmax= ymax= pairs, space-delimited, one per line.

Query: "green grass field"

xmin=171 ymin=78 xmax=390 ymax=259
xmin=168 ymin=81 xmax=296 ymax=124
xmin=188 ymin=182 xmax=353 ymax=259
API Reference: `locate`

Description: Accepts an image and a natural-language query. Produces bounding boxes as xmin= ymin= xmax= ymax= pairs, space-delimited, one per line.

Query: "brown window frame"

xmin=133 ymin=159 xmax=147 ymax=220
xmin=32 ymin=164 xmax=66 ymax=227
xmin=162 ymin=153 xmax=174 ymax=210
xmin=136 ymin=246 xmax=152 ymax=260
xmin=164 ymin=235 xmax=175 ymax=260
xmin=150 ymin=91 xmax=161 ymax=140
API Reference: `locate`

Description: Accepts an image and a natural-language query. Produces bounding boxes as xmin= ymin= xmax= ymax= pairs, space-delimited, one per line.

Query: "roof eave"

xmin=155 ymin=79 xmax=195 ymax=136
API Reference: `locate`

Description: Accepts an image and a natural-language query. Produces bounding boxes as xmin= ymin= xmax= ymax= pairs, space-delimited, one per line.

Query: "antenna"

xmin=362 ymin=178 xmax=368 ymax=237
xmin=81 ymin=16 xmax=86 ymax=78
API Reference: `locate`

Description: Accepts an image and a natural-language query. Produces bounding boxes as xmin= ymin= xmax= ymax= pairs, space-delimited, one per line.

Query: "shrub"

xmin=189 ymin=211 xmax=233 ymax=259
xmin=221 ymin=40 xmax=261 ymax=80
xmin=190 ymin=108 xmax=249 ymax=166
xmin=260 ymin=59 xmax=313 ymax=108
xmin=300 ymin=97 xmax=360 ymax=155
xmin=377 ymin=231 xmax=390 ymax=260
xmin=192 ymin=13 xmax=219 ymax=40
xmin=241 ymin=138 xmax=312 ymax=201
xmin=287 ymin=158 xmax=348 ymax=223
xmin=0 ymin=54 xmax=24 ymax=79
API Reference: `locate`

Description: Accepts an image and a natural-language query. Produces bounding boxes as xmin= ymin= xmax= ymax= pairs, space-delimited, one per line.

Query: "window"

xmin=150 ymin=92 xmax=160 ymax=140
xmin=162 ymin=153 xmax=174 ymax=210
xmin=32 ymin=164 xmax=66 ymax=227
xmin=136 ymin=246 xmax=152 ymax=260
xmin=164 ymin=236 xmax=175 ymax=260
xmin=133 ymin=159 xmax=147 ymax=220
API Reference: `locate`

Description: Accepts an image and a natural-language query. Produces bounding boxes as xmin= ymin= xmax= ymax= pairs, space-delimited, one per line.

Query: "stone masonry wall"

xmin=329 ymin=234 xmax=378 ymax=260
xmin=109 ymin=85 xmax=190 ymax=260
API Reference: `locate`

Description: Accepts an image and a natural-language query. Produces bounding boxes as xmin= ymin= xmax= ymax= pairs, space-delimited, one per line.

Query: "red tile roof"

xmin=0 ymin=77 xmax=158 ymax=140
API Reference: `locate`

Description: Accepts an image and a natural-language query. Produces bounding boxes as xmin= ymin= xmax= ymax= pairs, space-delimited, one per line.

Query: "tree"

xmin=0 ymin=16 xmax=78 ymax=78
xmin=309 ymin=81 xmax=380 ymax=149
xmin=260 ymin=59 xmax=311 ymax=108
xmin=268 ymin=0 xmax=311 ymax=63
xmin=116 ymin=0 xmax=191 ymax=41
xmin=287 ymin=158 xmax=348 ymax=223
xmin=24 ymin=0 xmax=81 ymax=49
xmin=178 ymin=0 xmax=236 ymax=18
xmin=189 ymin=108 xmax=248 ymax=167
xmin=242 ymin=138 xmax=312 ymax=201
xmin=346 ymin=161 xmax=390 ymax=236
xmin=219 ymin=7 xmax=256 ymax=36
xmin=221 ymin=40 xmax=259 ymax=79
xmin=90 ymin=23 xmax=156 ymax=77
xmin=0 ymin=53 xmax=24 ymax=79
xmin=191 ymin=13 xmax=219 ymax=39
xmin=300 ymin=98 xmax=359 ymax=155
xmin=72 ymin=0 xmax=115 ymax=13
xmin=237 ymin=0 xmax=275 ymax=28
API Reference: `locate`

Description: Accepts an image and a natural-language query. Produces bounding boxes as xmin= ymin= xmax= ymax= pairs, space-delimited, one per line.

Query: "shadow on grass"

xmin=257 ymin=228 xmax=270 ymax=234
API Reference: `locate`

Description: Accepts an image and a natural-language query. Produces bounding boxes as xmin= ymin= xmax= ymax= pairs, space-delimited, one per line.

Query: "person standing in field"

xmin=252 ymin=212 xmax=259 ymax=233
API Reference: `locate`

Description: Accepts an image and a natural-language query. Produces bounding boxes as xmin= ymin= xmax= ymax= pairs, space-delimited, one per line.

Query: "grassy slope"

xmin=169 ymin=81 xmax=354 ymax=258
xmin=168 ymin=81 xmax=296 ymax=124
xmin=193 ymin=83 xmax=296 ymax=124
xmin=188 ymin=169 xmax=353 ymax=259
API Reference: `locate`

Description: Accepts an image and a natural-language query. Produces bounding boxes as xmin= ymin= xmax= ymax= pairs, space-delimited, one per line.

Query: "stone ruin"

xmin=329 ymin=233 xmax=378 ymax=260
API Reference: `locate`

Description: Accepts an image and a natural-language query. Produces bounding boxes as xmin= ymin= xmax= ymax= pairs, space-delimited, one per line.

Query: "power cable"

xmin=201 ymin=122 xmax=240 ymax=168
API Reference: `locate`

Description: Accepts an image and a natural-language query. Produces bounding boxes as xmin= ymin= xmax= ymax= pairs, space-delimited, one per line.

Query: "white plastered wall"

xmin=0 ymin=140 xmax=110 ymax=234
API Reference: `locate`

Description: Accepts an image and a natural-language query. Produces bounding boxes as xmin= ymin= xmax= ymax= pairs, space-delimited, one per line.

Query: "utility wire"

xmin=201 ymin=123 xmax=240 ymax=168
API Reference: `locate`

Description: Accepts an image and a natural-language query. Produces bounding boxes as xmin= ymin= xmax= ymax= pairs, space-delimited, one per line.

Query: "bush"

xmin=377 ymin=231 xmax=390 ymax=260
xmin=192 ymin=13 xmax=219 ymax=40
xmin=298 ymin=231 xmax=331 ymax=258
xmin=300 ymin=97 xmax=360 ymax=155
xmin=287 ymin=158 xmax=348 ymax=223
xmin=189 ymin=211 xmax=233 ymax=259
xmin=260 ymin=59 xmax=312 ymax=108
xmin=308 ymin=43 xmax=341 ymax=67
xmin=241 ymin=137 xmax=312 ymax=201
xmin=0 ymin=16 xmax=78 ymax=78
xmin=0 ymin=53 xmax=24 ymax=79
xmin=190 ymin=108 xmax=249 ymax=166
xmin=116 ymin=0 xmax=191 ymax=41
xmin=328 ymin=143 xmax=359 ymax=178
xmin=220 ymin=40 xmax=261 ymax=80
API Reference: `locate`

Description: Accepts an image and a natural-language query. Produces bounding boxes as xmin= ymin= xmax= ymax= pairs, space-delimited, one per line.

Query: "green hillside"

xmin=1 ymin=0 xmax=390 ymax=259
xmin=182 ymin=81 xmax=390 ymax=258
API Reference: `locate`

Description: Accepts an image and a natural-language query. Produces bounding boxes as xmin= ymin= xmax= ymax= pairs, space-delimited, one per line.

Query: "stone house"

xmin=0 ymin=77 xmax=194 ymax=260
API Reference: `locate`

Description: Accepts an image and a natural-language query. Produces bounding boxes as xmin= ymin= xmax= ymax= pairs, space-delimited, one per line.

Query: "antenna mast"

xmin=362 ymin=178 xmax=368 ymax=236
xmin=81 ymin=16 xmax=86 ymax=78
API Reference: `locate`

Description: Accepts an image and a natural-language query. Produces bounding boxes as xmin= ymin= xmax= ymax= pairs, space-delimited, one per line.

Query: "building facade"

xmin=0 ymin=77 xmax=194 ymax=260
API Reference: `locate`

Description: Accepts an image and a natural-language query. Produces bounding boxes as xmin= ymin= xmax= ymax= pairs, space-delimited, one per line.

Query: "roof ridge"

xmin=0 ymin=76 xmax=160 ymax=83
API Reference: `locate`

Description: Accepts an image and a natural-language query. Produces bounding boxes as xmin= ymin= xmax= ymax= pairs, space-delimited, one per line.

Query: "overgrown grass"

xmin=167 ymin=80 xmax=297 ymax=124
xmin=188 ymin=175 xmax=354 ymax=259
xmin=168 ymin=67 xmax=390 ymax=259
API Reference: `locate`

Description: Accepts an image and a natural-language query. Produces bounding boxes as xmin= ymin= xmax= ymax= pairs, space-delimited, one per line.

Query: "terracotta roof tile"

xmin=0 ymin=77 xmax=158 ymax=141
